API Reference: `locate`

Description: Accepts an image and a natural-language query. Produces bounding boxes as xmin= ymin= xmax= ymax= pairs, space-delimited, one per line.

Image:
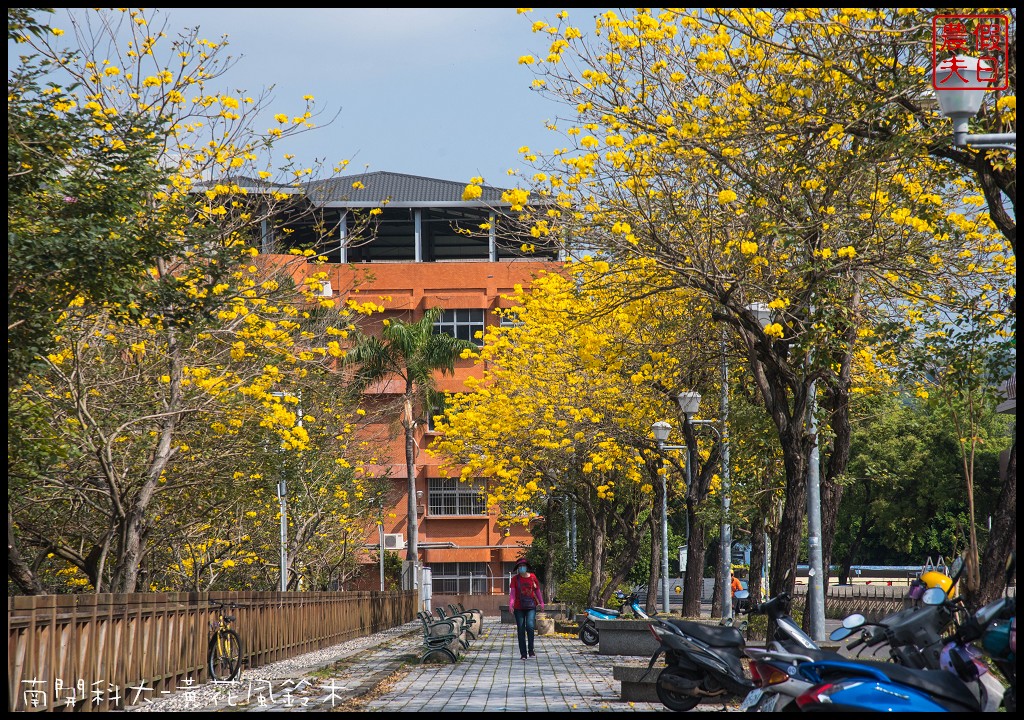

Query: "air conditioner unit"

xmin=383 ymin=533 xmax=405 ymax=550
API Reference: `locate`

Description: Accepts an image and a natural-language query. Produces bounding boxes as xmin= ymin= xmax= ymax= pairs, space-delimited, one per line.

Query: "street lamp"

xmin=716 ymin=329 xmax=733 ymax=624
xmin=934 ymin=55 xmax=1016 ymax=150
xmin=678 ymin=390 xmax=736 ymax=622
xmin=652 ymin=420 xmax=684 ymax=614
xmin=270 ymin=391 xmax=296 ymax=593
xmin=676 ymin=390 xmax=702 ymax=561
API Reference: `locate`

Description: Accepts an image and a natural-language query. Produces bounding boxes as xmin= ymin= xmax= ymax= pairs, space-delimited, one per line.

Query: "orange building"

xmin=254 ymin=171 xmax=564 ymax=596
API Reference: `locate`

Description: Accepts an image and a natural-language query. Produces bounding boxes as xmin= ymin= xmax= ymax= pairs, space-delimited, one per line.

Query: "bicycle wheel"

xmin=207 ymin=629 xmax=241 ymax=681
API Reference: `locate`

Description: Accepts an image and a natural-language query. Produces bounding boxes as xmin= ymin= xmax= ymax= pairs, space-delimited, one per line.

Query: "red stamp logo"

xmin=931 ymin=14 xmax=1010 ymax=90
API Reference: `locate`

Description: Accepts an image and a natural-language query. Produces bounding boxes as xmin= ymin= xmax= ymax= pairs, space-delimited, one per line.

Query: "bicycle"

xmin=207 ymin=601 xmax=242 ymax=681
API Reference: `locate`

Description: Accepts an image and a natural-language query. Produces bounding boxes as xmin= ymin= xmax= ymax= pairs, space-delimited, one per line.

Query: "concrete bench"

xmin=417 ymin=612 xmax=464 ymax=663
xmin=437 ymin=605 xmax=477 ymax=642
xmin=451 ymin=602 xmax=484 ymax=638
xmin=613 ymin=665 xmax=662 ymax=702
xmin=595 ymin=619 xmax=660 ymax=656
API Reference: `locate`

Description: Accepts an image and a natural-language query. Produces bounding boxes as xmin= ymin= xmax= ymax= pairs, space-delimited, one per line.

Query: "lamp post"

xmin=717 ymin=330 xmax=732 ymax=623
xmin=675 ymin=390 xmax=703 ymax=564
xmin=652 ymin=420 xmax=684 ymax=614
xmin=934 ymin=55 xmax=1016 ymax=150
xmin=270 ymin=391 xmax=300 ymax=593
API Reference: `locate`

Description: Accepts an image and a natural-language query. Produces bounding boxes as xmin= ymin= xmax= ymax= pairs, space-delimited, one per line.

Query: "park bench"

xmin=441 ymin=603 xmax=480 ymax=640
xmin=453 ymin=602 xmax=484 ymax=637
xmin=417 ymin=611 xmax=463 ymax=664
xmin=433 ymin=606 xmax=472 ymax=646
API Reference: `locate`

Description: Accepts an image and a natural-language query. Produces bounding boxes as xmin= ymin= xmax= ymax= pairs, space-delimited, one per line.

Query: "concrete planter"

xmin=595 ymin=619 xmax=660 ymax=656
xmin=501 ymin=606 xmax=556 ymax=634
xmin=613 ymin=665 xmax=662 ymax=702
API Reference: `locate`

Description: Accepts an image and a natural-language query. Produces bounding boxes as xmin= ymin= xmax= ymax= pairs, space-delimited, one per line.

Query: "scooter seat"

xmin=663 ymin=618 xmax=744 ymax=648
xmin=590 ymin=607 xmax=621 ymax=617
xmin=813 ymin=658 xmax=982 ymax=711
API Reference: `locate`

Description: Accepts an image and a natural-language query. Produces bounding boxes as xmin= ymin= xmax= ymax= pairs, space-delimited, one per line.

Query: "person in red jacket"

xmin=509 ymin=558 xmax=545 ymax=660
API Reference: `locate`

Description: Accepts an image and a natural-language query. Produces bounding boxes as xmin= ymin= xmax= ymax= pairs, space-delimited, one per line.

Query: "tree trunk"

xmin=749 ymin=518 xmax=766 ymax=604
xmin=821 ymin=380 xmax=852 ymax=589
xmin=544 ymin=496 xmax=557 ymax=603
xmin=710 ymin=534 xmax=723 ymax=618
xmin=681 ymin=501 xmax=706 ymax=618
xmin=974 ymin=442 xmax=1016 ymax=607
xmin=404 ymin=391 xmax=419 ymax=564
xmin=771 ymin=433 xmax=809 ymax=606
xmin=819 ymin=279 xmax=859 ymax=590
xmin=7 ymin=515 xmax=44 ymax=595
xmin=587 ymin=510 xmax=606 ymax=608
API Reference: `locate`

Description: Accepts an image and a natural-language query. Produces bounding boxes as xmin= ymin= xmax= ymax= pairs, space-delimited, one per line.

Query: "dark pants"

xmin=513 ymin=608 xmax=537 ymax=657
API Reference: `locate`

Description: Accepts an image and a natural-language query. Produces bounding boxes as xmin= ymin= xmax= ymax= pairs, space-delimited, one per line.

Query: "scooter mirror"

xmin=734 ymin=590 xmax=749 ymax=600
xmin=830 ymin=626 xmax=854 ymax=641
xmin=950 ymin=555 xmax=965 ymax=584
xmin=841 ymin=613 xmax=866 ymax=629
xmin=922 ymin=587 xmax=948 ymax=605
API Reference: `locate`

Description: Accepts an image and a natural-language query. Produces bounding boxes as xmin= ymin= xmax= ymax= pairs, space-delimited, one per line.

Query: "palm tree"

xmin=342 ymin=306 xmax=477 ymax=568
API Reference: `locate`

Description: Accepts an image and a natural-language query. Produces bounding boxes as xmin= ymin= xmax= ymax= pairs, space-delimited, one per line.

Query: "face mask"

xmin=517 ymin=566 xmax=528 ymax=575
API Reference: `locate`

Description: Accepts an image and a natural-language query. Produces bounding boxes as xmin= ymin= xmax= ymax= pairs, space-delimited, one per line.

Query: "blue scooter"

xmin=579 ymin=588 xmax=649 ymax=646
xmin=792 ymin=555 xmax=1016 ymax=712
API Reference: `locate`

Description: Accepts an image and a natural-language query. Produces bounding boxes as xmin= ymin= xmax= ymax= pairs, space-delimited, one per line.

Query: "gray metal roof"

xmin=304 ymin=171 xmax=512 ymax=208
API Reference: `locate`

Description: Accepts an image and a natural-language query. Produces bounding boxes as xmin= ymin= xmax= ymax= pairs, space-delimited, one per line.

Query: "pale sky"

xmin=16 ymin=8 xmax=609 ymax=189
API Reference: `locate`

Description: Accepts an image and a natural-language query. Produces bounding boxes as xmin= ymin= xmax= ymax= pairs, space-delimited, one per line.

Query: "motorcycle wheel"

xmin=579 ymin=621 xmax=600 ymax=646
xmin=655 ymin=666 xmax=702 ymax=712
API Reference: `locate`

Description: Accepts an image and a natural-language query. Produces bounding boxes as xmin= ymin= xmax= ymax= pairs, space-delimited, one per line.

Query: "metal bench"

xmin=454 ymin=602 xmax=484 ymax=637
xmin=417 ymin=612 xmax=463 ymax=664
xmin=440 ymin=604 xmax=480 ymax=641
xmin=433 ymin=607 xmax=471 ymax=647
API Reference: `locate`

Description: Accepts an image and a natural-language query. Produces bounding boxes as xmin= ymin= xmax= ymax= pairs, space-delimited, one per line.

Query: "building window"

xmin=497 ymin=309 xmax=523 ymax=329
xmin=428 ymin=478 xmax=486 ymax=516
xmin=433 ymin=309 xmax=485 ymax=345
xmin=426 ymin=395 xmax=447 ymax=432
xmin=428 ymin=562 xmax=490 ymax=594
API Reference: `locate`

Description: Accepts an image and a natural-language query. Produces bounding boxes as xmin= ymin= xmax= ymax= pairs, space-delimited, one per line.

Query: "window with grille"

xmin=428 ymin=562 xmax=490 ymax=594
xmin=428 ymin=477 xmax=486 ymax=516
xmin=433 ymin=309 xmax=485 ymax=346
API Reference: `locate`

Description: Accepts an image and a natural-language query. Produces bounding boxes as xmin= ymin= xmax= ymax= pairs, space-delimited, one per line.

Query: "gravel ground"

xmin=124 ymin=621 xmax=423 ymax=712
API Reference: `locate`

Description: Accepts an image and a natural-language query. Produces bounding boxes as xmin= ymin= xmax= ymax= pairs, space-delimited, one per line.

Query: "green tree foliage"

xmin=8 ymin=9 xmax=175 ymax=386
xmin=834 ymin=392 xmax=1008 ymax=574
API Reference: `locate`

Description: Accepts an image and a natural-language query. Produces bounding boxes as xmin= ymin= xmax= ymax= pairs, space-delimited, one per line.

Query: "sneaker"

xmin=528 ymin=651 xmax=536 ymax=658
xmin=521 ymin=655 xmax=527 ymax=660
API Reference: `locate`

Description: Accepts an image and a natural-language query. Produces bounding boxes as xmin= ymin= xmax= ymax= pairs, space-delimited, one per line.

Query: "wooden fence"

xmin=8 ymin=590 xmax=416 ymax=712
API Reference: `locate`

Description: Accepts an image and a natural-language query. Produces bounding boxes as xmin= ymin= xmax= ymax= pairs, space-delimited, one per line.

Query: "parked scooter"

xmin=793 ymin=593 xmax=1012 ymax=711
xmin=645 ymin=590 xmax=821 ymax=711
xmin=579 ymin=588 xmax=649 ymax=646
xmin=792 ymin=553 xmax=1015 ymax=712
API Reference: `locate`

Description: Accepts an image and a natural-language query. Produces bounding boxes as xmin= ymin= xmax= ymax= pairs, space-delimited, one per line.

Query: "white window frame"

xmin=428 ymin=477 xmax=487 ymax=516
xmin=433 ymin=308 xmax=485 ymax=346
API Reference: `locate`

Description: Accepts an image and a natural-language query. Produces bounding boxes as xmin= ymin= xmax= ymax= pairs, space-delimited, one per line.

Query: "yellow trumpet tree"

xmin=7 ymin=8 xmax=379 ymax=594
xmin=507 ymin=8 xmax=1013 ymax=607
xmin=431 ymin=258 xmax=723 ymax=607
